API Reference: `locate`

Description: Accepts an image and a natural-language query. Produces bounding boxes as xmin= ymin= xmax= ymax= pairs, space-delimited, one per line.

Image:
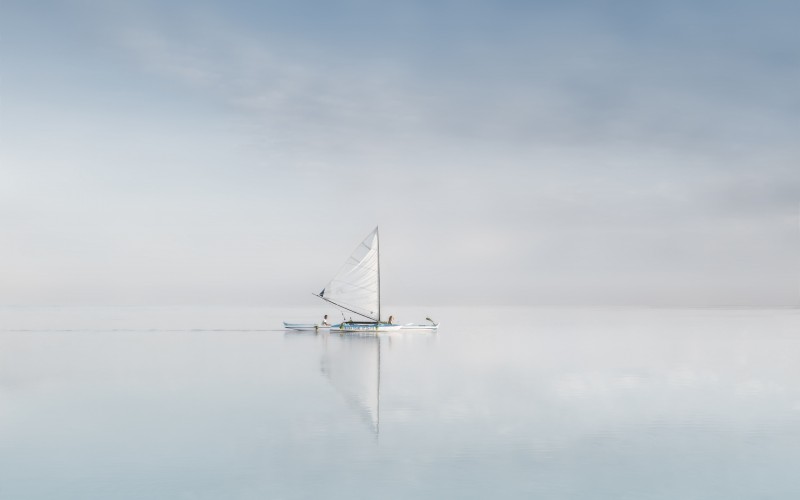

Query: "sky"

xmin=1 ymin=0 xmax=799 ymax=307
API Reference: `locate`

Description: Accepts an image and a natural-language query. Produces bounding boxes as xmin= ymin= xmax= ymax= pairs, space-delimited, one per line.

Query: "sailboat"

xmin=283 ymin=226 xmax=439 ymax=332
xmin=316 ymin=226 xmax=402 ymax=333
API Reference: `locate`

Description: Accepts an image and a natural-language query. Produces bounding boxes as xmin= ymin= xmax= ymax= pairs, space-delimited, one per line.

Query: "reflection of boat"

xmin=320 ymin=333 xmax=382 ymax=434
xmin=315 ymin=227 xmax=401 ymax=333
xmin=317 ymin=328 xmax=437 ymax=435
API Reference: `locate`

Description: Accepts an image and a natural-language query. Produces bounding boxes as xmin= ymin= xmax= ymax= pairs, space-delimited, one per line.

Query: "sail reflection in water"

xmin=320 ymin=333 xmax=381 ymax=434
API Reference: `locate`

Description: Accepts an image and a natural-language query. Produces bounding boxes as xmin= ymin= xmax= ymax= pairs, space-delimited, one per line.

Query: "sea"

xmin=1 ymin=306 xmax=799 ymax=499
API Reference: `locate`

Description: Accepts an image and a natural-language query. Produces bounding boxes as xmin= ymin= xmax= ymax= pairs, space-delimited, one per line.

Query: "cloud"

xmin=2 ymin=1 xmax=798 ymax=305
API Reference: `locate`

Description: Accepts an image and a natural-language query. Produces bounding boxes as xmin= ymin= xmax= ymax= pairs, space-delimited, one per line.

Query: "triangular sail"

xmin=319 ymin=227 xmax=380 ymax=322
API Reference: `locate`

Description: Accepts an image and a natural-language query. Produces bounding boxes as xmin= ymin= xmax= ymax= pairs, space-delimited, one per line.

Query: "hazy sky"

xmin=2 ymin=0 xmax=798 ymax=306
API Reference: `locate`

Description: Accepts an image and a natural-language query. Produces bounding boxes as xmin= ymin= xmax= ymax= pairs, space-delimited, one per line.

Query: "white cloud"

xmin=2 ymin=1 xmax=798 ymax=305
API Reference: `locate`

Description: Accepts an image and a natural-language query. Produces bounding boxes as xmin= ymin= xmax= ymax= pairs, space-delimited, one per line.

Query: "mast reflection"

xmin=320 ymin=333 xmax=382 ymax=435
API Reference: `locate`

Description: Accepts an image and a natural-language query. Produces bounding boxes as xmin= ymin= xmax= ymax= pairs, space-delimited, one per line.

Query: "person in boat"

xmin=321 ymin=314 xmax=330 ymax=326
xmin=388 ymin=315 xmax=394 ymax=324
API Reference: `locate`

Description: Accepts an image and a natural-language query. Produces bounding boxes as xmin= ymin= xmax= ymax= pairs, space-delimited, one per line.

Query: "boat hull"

xmin=332 ymin=322 xmax=403 ymax=333
xmin=400 ymin=323 xmax=440 ymax=331
xmin=283 ymin=322 xmax=333 ymax=331
xmin=286 ymin=321 xmax=438 ymax=332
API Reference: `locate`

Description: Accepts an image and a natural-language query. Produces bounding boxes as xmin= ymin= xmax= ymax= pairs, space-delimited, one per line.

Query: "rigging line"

xmin=314 ymin=294 xmax=378 ymax=322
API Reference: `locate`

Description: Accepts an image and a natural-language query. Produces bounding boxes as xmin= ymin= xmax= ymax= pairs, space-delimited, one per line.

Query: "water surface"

xmin=1 ymin=306 xmax=799 ymax=499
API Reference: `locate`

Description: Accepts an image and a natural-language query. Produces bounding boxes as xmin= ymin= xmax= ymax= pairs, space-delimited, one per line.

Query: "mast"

xmin=377 ymin=226 xmax=381 ymax=323
xmin=376 ymin=335 xmax=381 ymax=436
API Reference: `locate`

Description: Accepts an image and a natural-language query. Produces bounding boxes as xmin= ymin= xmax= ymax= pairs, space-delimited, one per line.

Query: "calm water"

xmin=1 ymin=306 xmax=799 ymax=499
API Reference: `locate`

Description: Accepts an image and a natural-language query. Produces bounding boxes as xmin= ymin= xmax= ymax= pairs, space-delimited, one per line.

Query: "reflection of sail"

xmin=320 ymin=333 xmax=380 ymax=434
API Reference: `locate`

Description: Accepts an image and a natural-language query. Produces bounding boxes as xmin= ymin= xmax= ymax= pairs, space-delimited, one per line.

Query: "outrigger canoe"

xmin=400 ymin=322 xmax=440 ymax=331
xmin=283 ymin=322 xmax=335 ymax=331
xmin=284 ymin=319 xmax=439 ymax=332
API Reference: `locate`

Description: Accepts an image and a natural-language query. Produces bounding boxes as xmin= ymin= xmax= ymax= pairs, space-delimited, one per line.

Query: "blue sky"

xmin=1 ymin=0 xmax=799 ymax=306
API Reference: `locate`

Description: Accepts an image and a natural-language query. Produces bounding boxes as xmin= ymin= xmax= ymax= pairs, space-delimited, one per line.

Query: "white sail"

xmin=318 ymin=227 xmax=380 ymax=322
